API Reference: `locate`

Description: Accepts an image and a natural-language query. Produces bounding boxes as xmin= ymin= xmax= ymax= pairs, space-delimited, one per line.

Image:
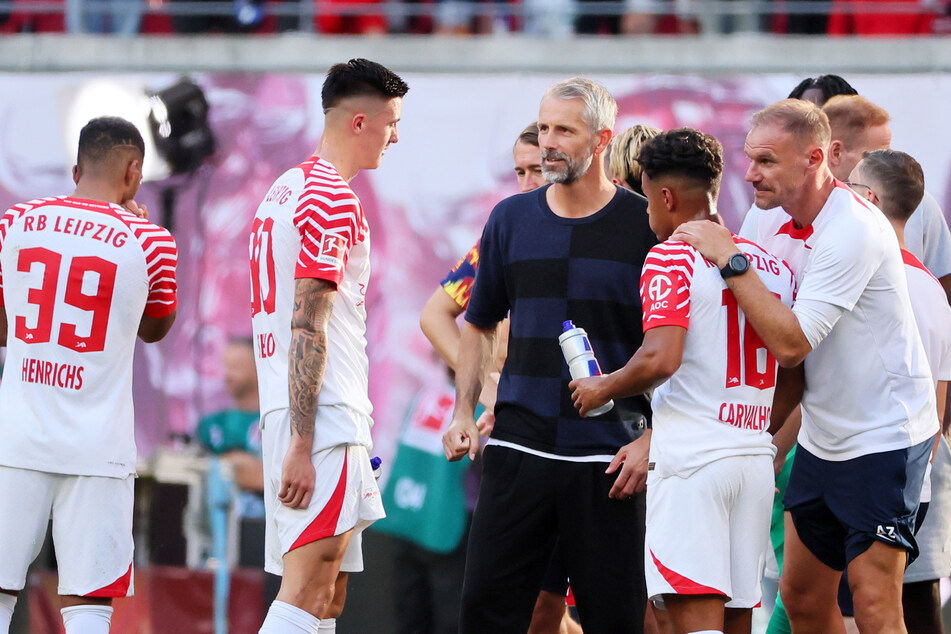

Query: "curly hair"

xmin=788 ymin=74 xmax=858 ymax=105
xmin=637 ymin=127 xmax=724 ymax=195
xmin=607 ymin=124 xmax=661 ymax=195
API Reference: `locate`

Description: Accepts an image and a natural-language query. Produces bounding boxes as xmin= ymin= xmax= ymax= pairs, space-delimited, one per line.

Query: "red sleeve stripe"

xmin=113 ymin=211 xmax=179 ymax=309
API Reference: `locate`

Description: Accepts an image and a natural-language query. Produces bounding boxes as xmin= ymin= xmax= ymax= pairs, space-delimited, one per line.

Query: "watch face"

xmin=732 ymin=254 xmax=749 ymax=272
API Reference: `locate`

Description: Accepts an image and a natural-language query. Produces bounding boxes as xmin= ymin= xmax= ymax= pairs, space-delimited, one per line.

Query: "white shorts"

xmin=262 ymin=408 xmax=385 ymax=576
xmin=905 ymin=435 xmax=951 ymax=583
xmin=0 ymin=466 xmax=134 ymax=597
xmin=645 ymin=454 xmax=773 ymax=609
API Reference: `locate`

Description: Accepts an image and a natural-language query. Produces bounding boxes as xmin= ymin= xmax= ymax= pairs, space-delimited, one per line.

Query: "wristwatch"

xmin=720 ymin=253 xmax=750 ymax=279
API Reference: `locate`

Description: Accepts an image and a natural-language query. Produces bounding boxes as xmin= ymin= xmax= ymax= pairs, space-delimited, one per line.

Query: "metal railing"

xmin=0 ymin=0 xmax=946 ymax=35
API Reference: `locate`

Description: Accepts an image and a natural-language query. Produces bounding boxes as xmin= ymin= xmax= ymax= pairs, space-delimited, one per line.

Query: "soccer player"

xmin=443 ymin=77 xmax=656 ymax=632
xmin=250 ymin=59 xmax=408 ymax=634
xmin=604 ymin=123 xmax=661 ymax=195
xmin=570 ymin=128 xmax=795 ymax=634
xmin=673 ymin=99 xmax=937 ymax=634
xmin=0 ymin=116 xmax=178 ymax=634
xmin=847 ymin=149 xmax=951 ymax=634
xmin=822 ymin=94 xmax=951 ymax=301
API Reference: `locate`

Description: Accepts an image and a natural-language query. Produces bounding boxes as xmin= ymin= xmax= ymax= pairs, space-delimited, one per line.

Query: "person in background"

xmin=847 ymin=149 xmax=951 ymax=634
xmin=787 ymin=75 xmax=857 ymax=105
xmin=605 ymin=124 xmax=661 ymax=196
xmin=823 ymin=94 xmax=951 ymax=302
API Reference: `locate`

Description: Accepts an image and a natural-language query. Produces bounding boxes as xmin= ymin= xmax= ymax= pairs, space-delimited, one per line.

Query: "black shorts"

xmin=784 ymin=437 xmax=933 ymax=570
xmin=460 ymin=444 xmax=647 ymax=633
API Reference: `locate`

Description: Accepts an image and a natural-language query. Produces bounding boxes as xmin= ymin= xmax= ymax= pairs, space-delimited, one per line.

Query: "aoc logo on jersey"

xmin=647 ymin=275 xmax=673 ymax=310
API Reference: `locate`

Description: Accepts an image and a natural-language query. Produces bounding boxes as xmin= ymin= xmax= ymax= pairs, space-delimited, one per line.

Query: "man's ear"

xmin=593 ymin=128 xmax=612 ymax=157
xmin=72 ymin=164 xmax=81 ymax=185
xmin=351 ymin=112 xmax=366 ymax=134
xmin=661 ymin=186 xmax=677 ymax=214
xmin=827 ymin=140 xmax=842 ymax=170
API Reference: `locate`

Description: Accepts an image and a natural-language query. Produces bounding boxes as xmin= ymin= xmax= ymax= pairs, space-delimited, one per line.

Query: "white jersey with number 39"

xmin=641 ymin=236 xmax=795 ymax=478
xmin=0 ymin=196 xmax=178 ymax=478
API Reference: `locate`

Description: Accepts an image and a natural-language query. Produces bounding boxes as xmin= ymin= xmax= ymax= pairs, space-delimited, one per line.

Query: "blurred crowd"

xmin=1 ymin=0 xmax=949 ymax=36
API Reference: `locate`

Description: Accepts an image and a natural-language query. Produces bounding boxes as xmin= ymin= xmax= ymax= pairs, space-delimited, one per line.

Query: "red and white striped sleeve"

xmin=640 ymin=241 xmax=696 ymax=332
xmin=293 ymin=162 xmax=364 ymax=287
xmin=121 ymin=214 xmax=178 ymax=318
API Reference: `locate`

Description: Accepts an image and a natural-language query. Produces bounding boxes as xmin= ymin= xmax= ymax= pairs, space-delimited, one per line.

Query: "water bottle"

xmin=558 ymin=320 xmax=614 ymax=417
xmin=370 ymin=456 xmax=383 ymax=481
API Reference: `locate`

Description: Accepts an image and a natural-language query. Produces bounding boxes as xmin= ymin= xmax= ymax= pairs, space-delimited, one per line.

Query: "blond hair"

xmin=751 ymin=98 xmax=831 ymax=150
xmin=607 ymin=124 xmax=662 ymax=193
xmin=822 ymin=95 xmax=890 ymax=149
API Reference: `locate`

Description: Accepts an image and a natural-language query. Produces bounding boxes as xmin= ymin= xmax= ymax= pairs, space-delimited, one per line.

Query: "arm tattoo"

xmin=288 ymin=278 xmax=336 ymax=443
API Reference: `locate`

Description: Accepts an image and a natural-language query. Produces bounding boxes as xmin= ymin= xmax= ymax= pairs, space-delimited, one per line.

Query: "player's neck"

xmin=314 ymin=136 xmax=359 ymax=183
xmin=547 ymin=170 xmax=615 ymax=219
xmin=888 ymin=218 xmax=907 ymax=250
xmin=786 ymin=172 xmax=836 ymax=228
xmin=70 ymin=180 xmax=125 ymax=206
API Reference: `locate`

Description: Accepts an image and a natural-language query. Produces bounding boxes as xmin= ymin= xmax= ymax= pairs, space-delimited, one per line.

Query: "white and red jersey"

xmin=903 ymin=250 xmax=951 ymax=386
xmin=641 ymin=235 xmax=795 ymax=478
xmin=740 ymin=183 xmax=937 ymax=461
xmin=0 ymin=196 xmax=177 ymax=478
xmin=250 ymin=156 xmax=373 ymax=451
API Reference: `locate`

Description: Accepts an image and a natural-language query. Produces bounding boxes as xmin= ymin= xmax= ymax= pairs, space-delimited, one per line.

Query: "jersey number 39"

xmin=15 ymin=247 xmax=116 ymax=353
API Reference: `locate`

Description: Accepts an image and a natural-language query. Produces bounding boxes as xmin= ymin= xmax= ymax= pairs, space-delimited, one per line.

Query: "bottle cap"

xmin=370 ymin=456 xmax=382 ymax=470
xmin=562 ymin=320 xmax=575 ymax=332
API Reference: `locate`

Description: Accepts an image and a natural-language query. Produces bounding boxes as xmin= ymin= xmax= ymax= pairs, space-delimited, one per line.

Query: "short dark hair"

xmin=788 ymin=74 xmax=858 ymax=105
xmin=859 ymin=150 xmax=925 ymax=221
xmin=516 ymin=122 xmax=539 ymax=148
xmin=77 ymin=116 xmax=145 ymax=167
xmin=321 ymin=58 xmax=409 ymax=113
xmin=637 ymin=128 xmax=724 ymax=195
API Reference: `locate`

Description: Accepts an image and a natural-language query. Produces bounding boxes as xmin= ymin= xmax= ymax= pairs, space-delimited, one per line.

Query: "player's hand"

xmin=670 ymin=220 xmax=739 ymax=268
xmin=443 ymin=415 xmax=480 ymax=462
xmin=279 ymin=445 xmax=315 ymax=509
xmin=606 ymin=430 xmax=652 ymax=499
xmin=124 ymin=199 xmax=149 ymax=220
xmin=476 ymin=409 xmax=496 ymax=437
xmin=569 ymin=375 xmax=612 ymax=418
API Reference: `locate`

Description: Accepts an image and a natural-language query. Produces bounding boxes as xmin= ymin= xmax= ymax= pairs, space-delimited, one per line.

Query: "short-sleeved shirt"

xmin=250 ymin=156 xmax=373 ymax=451
xmin=0 ymin=196 xmax=178 ymax=478
xmin=440 ymin=239 xmax=480 ymax=309
xmin=904 ymin=191 xmax=951 ymax=280
xmin=902 ymin=250 xmax=951 ymax=385
xmin=740 ymin=182 xmax=937 ymax=461
xmin=466 ymin=185 xmax=656 ymax=459
xmin=641 ymin=236 xmax=795 ymax=478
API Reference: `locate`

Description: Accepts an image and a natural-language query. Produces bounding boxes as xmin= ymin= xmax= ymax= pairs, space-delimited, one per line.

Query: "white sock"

xmin=316 ymin=618 xmax=336 ymax=633
xmin=0 ymin=593 xmax=17 ymax=633
xmin=259 ymin=600 xmax=320 ymax=634
xmin=61 ymin=605 xmax=113 ymax=634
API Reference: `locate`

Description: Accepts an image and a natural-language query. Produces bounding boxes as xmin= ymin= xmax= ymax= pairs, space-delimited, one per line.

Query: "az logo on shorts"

xmin=876 ymin=524 xmax=898 ymax=541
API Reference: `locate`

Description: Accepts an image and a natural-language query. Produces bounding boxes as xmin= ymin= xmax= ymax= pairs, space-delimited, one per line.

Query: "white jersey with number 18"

xmin=0 ymin=196 xmax=178 ymax=478
xmin=641 ymin=236 xmax=795 ymax=478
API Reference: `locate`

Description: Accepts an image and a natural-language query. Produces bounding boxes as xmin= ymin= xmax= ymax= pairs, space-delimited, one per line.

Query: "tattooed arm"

xmin=279 ymin=277 xmax=337 ymax=509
